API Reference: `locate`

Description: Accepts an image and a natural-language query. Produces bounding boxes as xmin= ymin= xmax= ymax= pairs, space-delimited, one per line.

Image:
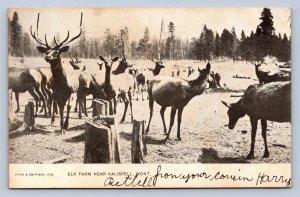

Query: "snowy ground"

xmin=8 ymin=57 xmax=291 ymax=164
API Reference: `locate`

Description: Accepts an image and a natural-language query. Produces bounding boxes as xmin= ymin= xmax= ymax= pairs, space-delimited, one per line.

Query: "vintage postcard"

xmin=8 ymin=8 xmax=291 ymax=188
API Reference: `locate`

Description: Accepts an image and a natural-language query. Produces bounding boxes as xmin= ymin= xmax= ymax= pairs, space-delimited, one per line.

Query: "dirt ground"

xmin=8 ymin=58 xmax=291 ymax=164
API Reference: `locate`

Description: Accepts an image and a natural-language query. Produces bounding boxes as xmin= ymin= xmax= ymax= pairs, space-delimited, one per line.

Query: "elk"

xmin=31 ymin=13 xmax=84 ymax=134
xmin=9 ymin=67 xmax=47 ymax=116
xmin=148 ymin=56 xmax=165 ymax=76
xmin=91 ymin=56 xmax=119 ymax=115
xmin=208 ymin=71 xmax=222 ymax=88
xmin=110 ymin=54 xmax=135 ymax=122
xmin=254 ymin=62 xmax=290 ymax=84
xmin=222 ymin=81 xmax=291 ymax=159
xmin=146 ymin=63 xmax=211 ymax=141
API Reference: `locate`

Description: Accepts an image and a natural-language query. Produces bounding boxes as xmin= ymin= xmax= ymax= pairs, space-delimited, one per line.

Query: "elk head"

xmin=149 ymin=55 xmax=165 ymax=71
xmin=31 ymin=13 xmax=83 ymax=67
xmin=221 ymin=100 xmax=246 ymax=130
xmin=112 ymin=53 xmax=133 ymax=74
xmin=99 ymin=56 xmax=119 ymax=71
xmin=69 ymin=53 xmax=80 ymax=70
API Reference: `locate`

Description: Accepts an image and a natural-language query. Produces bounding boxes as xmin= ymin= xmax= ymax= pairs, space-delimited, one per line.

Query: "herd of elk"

xmin=9 ymin=12 xmax=291 ymax=162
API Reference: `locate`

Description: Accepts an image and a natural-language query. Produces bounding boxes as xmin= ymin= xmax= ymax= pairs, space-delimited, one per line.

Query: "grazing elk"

xmin=146 ymin=63 xmax=211 ymax=141
xmin=222 ymin=81 xmax=291 ymax=159
xmin=9 ymin=67 xmax=47 ymax=116
xmin=31 ymin=13 xmax=84 ymax=134
xmin=254 ymin=62 xmax=290 ymax=84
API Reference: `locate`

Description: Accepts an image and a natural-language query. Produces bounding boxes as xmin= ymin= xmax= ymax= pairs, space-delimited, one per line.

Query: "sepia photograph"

xmin=8 ymin=7 xmax=291 ymax=188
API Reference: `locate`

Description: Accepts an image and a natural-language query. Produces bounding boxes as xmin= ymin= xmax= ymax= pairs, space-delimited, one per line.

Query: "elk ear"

xmin=37 ymin=46 xmax=48 ymax=53
xmin=112 ymin=56 xmax=119 ymax=62
xmin=206 ymin=63 xmax=211 ymax=71
xmin=60 ymin=46 xmax=69 ymax=53
xmin=99 ymin=56 xmax=106 ymax=62
xmin=221 ymin=100 xmax=229 ymax=108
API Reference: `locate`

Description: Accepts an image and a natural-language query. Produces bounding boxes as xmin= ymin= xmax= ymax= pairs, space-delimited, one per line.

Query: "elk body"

xmin=110 ymin=54 xmax=135 ymax=122
xmin=90 ymin=56 xmax=119 ymax=115
xmin=31 ymin=13 xmax=85 ymax=134
xmin=146 ymin=63 xmax=211 ymax=141
xmin=255 ymin=63 xmax=290 ymax=84
xmin=222 ymin=81 xmax=291 ymax=159
xmin=9 ymin=67 xmax=47 ymax=116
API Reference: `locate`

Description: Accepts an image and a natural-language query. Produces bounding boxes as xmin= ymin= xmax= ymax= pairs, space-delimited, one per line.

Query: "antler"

xmin=149 ymin=56 xmax=157 ymax=63
xmin=30 ymin=13 xmax=50 ymax=48
xmin=55 ymin=12 xmax=83 ymax=48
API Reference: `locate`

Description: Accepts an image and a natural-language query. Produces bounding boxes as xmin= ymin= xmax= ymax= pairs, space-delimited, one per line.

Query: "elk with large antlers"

xmin=31 ymin=13 xmax=85 ymax=134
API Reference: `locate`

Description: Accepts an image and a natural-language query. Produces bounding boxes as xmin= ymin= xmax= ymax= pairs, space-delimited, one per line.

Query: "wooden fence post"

xmin=84 ymin=116 xmax=120 ymax=163
xmin=10 ymin=101 xmax=35 ymax=135
xmin=92 ymin=99 xmax=108 ymax=116
xmin=131 ymin=119 xmax=147 ymax=163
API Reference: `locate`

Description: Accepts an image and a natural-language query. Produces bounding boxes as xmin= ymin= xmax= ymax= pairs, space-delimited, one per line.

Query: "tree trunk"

xmin=131 ymin=120 xmax=147 ymax=163
xmin=84 ymin=116 xmax=120 ymax=163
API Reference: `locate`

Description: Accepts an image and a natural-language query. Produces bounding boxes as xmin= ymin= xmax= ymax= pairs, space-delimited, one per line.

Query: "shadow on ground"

xmin=198 ymin=148 xmax=249 ymax=163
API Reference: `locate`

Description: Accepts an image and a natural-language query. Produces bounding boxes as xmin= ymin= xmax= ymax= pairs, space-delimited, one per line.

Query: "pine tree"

xmin=258 ymin=8 xmax=275 ymax=37
xmin=10 ymin=12 xmax=23 ymax=56
xmin=23 ymin=33 xmax=32 ymax=57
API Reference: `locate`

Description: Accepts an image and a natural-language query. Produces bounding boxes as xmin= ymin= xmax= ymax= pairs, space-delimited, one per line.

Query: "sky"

xmin=8 ymin=7 xmax=291 ymax=43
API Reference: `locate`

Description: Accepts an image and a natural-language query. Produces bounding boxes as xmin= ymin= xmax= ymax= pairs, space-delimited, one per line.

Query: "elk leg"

xmin=261 ymin=119 xmax=269 ymax=158
xmin=14 ymin=92 xmax=20 ymax=113
xmin=246 ymin=117 xmax=258 ymax=159
xmin=84 ymin=96 xmax=88 ymax=116
xmin=120 ymin=96 xmax=128 ymax=123
xmin=177 ymin=107 xmax=184 ymax=141
xmin=58 ymin=104 xmax=65 ymax=134
xmin=165 ymin=107 xmax=177 ymax=141
xmin=128 ymin=91 xmax=133 ymax=123
xmin=51 ymin=100 xmax=57 ymax=124
xmin=74 ymin=98 xmax=78 ymax=112
xmin=35 ymin=86 xmax=47 ymax=116
xmin=77 ymin=94 xmax=82 ymax=119
xmin=64 ymin=104 xmax=71 ymax=129
xmin=145 ymin=97 xmax=154 ymax=134
xmin=113 ymin=97 xmax=117 ymax=114
xmin=160 ymin=106 xmax=167 ymax=134
xmin=28 ymin=88 xmax=39 ymax=117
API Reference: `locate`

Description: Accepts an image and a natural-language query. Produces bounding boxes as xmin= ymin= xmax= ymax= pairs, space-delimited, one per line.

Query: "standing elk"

xmin=222 ymin=81 xmax=291 ymax=159
xmin=9 ymin=67 xmax=47 ymax=116
xmin=31 ymin=13 xmax=85 ymax=134
xmin=148 ymin=56 xmax=165 ymax=76
xmin=254 ymin=62 xmax=290 ymax=84
xmin=146 ymin=63 xmax=211 ymax=141
xmin=110 ymin=54 xmax=135 ymax=122
xmin=91 ymin=56 xmax=119 ymax=115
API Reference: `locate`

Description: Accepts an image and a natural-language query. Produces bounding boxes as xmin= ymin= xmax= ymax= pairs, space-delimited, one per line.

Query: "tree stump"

xmin=92 ymin=99 xmax=109 ymax=116
xmin=84 ymin=116 xmax=120 ymax=163
xmin=10 ymin=101 xmax=35 ymax=135
xmin=8 ymin=90 xmax=22 ymax=131
xmin=131 ymin=120 xmax=147 ymax=163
